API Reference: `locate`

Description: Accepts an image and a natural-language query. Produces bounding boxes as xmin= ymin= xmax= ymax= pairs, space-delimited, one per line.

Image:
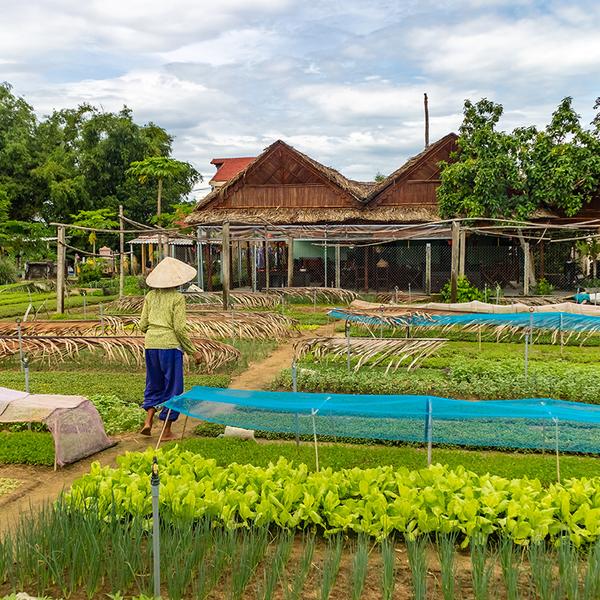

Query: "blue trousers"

xmin=143 ymin=349 xmax=183 ymax=421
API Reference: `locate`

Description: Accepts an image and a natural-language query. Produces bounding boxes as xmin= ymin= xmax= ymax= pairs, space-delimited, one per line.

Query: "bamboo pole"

xmin=459 ymin=230 xmax=466 ymax=277
xmin=222 ymin=222 xmax=231 ymax=310
xmin=425 ymin=243 xmax=432 ymax=295
xmin=287 ymin=237 xmax=294 ymax=287
xmin=119 ymin=205 xmax=125 ymax=299
xmin=450 ymin=221 xmax=460 ymax=303
xmin=56 ymin=226 xmax=66 ymax=314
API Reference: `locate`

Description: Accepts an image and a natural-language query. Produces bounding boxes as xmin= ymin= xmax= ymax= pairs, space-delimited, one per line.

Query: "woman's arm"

xmin=173 ymin=294 xmax=196 ymax=356
xmin=139 ymin=295 xmax=150 ymax=333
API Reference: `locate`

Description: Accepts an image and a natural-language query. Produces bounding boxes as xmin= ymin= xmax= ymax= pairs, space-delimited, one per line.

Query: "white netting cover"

xmin=0 ymin=387 xmax=114 ymax=466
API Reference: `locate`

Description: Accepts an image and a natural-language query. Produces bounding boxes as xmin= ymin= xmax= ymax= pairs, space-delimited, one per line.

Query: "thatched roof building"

xmin=186 ymin=134 xmax=458 ymax=226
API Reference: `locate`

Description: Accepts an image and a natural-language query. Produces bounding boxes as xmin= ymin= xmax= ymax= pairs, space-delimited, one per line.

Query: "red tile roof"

xmin=210 ymin=157 xmax=255 ymax=183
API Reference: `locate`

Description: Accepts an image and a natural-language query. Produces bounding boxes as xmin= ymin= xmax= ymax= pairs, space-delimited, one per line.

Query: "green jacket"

xmin=139 ymin=289 xmax=195 ymax=356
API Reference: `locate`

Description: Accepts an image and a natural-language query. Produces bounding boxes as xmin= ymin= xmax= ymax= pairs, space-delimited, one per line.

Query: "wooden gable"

xmin=369 ymin=134 xmax=457 ymax=208
xmin=212 ymin=142 xmax=362 ymax=210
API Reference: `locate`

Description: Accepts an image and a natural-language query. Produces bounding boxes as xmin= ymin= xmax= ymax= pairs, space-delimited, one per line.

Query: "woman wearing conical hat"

xmin=139 ymin=257 xmax=201 ymax=440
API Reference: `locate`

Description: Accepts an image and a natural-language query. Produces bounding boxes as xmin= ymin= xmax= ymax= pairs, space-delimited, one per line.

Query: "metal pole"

xmin=426 ymin=398 xmax=433 ymax=466
xmin=559 ymin=313 xmax=564 ymax=356
xmin=83 ymin=292 xmax=87 ymax=319
xmin=292 ymin=360 xmax=299 ymax=447
xmin=119 ymin=205 xmax=125 ymax=299
xmin=523 ymin=242 xmax=530 ymax=296
xmin=345 ymin=320 xmax=351 ymax=373
xmin=23 ymin=356 xmax=30 ymax=393
xmin=459 ymin=230 xmax=466 ymax=277
xmin=287 ymin=237 xmax=294 ymax=287
xmin=311 ymin=408 xmax=319 ymax=472
xmin=554 ymin=418 xmax=560 ymax=484
xmin=252 ymin=242 xmax=258 ymax=293
xmin=151 ymin=457 xmax=161 ymax=599
xmin=16 ymin=318 xmax=23 ymax=371
xmin=197 ymin=228 xmax=204 ymax=289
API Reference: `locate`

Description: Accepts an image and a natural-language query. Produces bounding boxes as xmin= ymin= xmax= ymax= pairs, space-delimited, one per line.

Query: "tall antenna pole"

xmin=424 ymin=93 xmax=430 ymax=147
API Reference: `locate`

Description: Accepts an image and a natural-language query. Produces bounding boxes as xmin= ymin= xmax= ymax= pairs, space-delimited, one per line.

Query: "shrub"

xmin=78 ymin=260 xmax=104 ymax=284
xmin=0 ymin=257 xmax=18 ymax=285
xmin=440 ymin=276 xmax=485 ymax=303
xmin=534 ymin=278 xmax=554 ymax=296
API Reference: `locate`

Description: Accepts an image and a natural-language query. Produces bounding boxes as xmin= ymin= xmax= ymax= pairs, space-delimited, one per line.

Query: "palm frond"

xmin=0 ymin=335 xmax=239 ymax=372
xmin=270 ymin=287 xmax=358 ymax=304
xmin=295 ymin=336 xmax=447 ymax=373
xmin=183 ymin=291 xmax=279 ymax=308
xmin=0 ymin=317 xmax=135 ymax=337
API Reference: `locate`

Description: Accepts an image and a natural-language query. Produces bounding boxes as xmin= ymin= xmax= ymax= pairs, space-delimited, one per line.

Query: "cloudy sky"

xmin=2 ymin=0 xmax=599 ymax=189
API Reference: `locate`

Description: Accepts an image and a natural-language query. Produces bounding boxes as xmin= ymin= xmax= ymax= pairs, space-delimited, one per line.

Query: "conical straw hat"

xmin=146 ymin=257 xmax=197 ymax=289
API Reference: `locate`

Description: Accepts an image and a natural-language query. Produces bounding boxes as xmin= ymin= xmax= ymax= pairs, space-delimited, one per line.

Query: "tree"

xmin=127 ymin=156 xmax=201 ymax=223
xmin=70 ymin=208 xmax=118 ymax=255
xmin=374 ymin=171 xmax=386 ymax=183
xmin=438 ymin=97 xmax=600 ymax=219
xmin=0 ymin=83 xmax=43 ymax=220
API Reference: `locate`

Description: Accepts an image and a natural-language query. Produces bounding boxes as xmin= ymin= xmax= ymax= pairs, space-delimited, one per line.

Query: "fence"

xmin=194 ymin=224 xmax=599 ymax=298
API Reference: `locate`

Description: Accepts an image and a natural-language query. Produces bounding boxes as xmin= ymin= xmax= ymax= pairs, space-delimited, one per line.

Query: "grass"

xmin=170 ymin=437 xmax=600 ymax=484
xmin=0 ymin=291 xmax=113 ymax=319
xmin=1 ymin=371 xmax=230 ymax=405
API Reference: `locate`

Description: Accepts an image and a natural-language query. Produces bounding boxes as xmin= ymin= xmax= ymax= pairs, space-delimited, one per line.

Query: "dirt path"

xmin=229 ymin=322 xmax=334 ymax=390
xmin=0 ymin=321 xmax=336 ymax=530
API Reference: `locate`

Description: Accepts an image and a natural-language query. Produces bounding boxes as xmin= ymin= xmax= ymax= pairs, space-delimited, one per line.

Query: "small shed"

xmin=0 ymin=387 xmax=114 ymax=468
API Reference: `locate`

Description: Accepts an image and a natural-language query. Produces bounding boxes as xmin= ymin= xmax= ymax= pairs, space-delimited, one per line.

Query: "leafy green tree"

xmin=374 ymin=171 xmax=386 ymax=182
xmin=70 ymin=208 xmax=118 ymax=255
xmin=438 ymin=97 xmax=600 ymax=219
xmin=0 ymin=83 xmax=42 ymax=220
xmin=127 ymin=156 xmax=201 ymax=223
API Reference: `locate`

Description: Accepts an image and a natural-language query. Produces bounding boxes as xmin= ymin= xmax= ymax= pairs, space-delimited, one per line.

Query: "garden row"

xmin=68 ymin=447 xmax=600 ymax=545
xmin=3 ymin=501 xmax=600 ymax=600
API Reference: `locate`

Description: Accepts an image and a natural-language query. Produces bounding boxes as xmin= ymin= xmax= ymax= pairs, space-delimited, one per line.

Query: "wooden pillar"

xmin=119 ymin=205 xmax=125 ymax=299
xmin=335 ymin=244 xmax=341 ymax=289
xmin=264 ymin=235 xmax=270 ymax=290
xmin=459 ymin=230 xmax=466 ymax=277
xmin=141 ymin=243 xmax=147 ymax=275
xmin=287 ymin=238 xmax=294 ymax=287
xmin=245 ymin=241 xmax=252 ymax=288
xmin=222 ymin=222 xmax=230 ymax=309
xmin=206 ymin=239 xmax=213 ymax=291
xmin=56 ymin=226 xmax=65 ymax=314
xmin=450 ymin=221 xmax=460 ymax=303
xmin=364 ymin=245 xmax=369 ymax=292
xmin=251 ymin=241 xmax=258 ymax=292
xmin=425 ymin=242 xmax=432 ymax=295
xmin=523 ymin=242 xmax=530 ymax=296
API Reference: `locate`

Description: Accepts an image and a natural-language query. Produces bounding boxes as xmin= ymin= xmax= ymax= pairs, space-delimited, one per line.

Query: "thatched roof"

xmin=186 ymin=135 xmax=457 ymax=226
xmin=188 ymin=205 xmax=441 ymax=226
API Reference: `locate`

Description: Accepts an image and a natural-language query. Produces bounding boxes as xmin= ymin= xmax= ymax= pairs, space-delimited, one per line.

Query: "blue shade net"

xmin=166 ymin=387 xmax=600 ymax=454
xmin=328 ymin=309 xmax=600 ymax=334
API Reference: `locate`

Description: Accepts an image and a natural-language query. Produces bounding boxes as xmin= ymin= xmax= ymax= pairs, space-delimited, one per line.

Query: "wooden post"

xmin=119 ymin=205 xmax=125 ymax=299
xmin=206 ymin=239 xmax=213 ymax=291
xmin=264 ymin=235 xmax=270 ymax=290
xmin=364 ymin=245 xmax=369 ymax=292
xmin=56 ymin=226 xmax=66 ymax=314
xmin=335 ymin=244 xmax=341 ymax=289
xmin=459 ymin=230 xmax=466 ymax=277
xmin=222 ymin=222 xmax=230 ymax=310
xmin=425 ymin=242 xmax=432 ymax=295
xmin=424 ymin=93 xmax=430 ymax=147
xmin=251 ymin=242 xmax=258 ymax=292
xmin=523 ymin=242 xmax=530 ymax=296
xmin=141 ymin=243 xmax=147 ymax=275
xmin=287 ymin=238 xmax=294 ymax=287
xmin=450 ymin=221 xmax=460 ymax=303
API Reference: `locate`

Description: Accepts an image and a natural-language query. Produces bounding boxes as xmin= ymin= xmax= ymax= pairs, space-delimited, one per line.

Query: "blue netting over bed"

xmin=328 ymin=309 xmax=600 ymax=333
xmin=166 ymin=386 xmax=600 ymax=453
